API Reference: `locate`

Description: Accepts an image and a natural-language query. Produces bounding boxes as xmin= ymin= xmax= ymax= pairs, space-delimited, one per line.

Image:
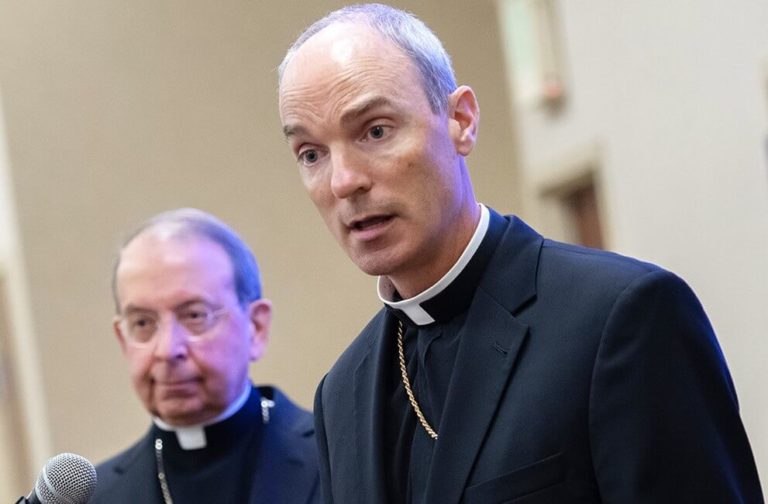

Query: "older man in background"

xmin=92 ymin=208 xmax=319 ymax=503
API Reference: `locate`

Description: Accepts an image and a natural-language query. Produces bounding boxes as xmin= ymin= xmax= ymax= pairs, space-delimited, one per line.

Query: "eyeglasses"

xmin=118 ymin=302 xmax=229 ymax=346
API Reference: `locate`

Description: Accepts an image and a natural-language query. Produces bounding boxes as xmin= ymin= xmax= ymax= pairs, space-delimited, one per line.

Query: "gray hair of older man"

xmin=111 ymin=208 xmax=262 ymax=312
xmin=278 ymin=3 xmax=457 ymax=115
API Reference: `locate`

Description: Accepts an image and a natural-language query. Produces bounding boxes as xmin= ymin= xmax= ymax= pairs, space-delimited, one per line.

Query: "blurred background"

xmin=0 ymin=0 xmax=766 ymax=498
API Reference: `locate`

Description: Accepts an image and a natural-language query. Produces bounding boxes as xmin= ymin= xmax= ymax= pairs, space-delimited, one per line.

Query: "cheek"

xmin=303 ymin=175 xmax=334 ymax=211
xmin=126 ymin=355 xmax=153 ymax=404
xmin=301 ymin=165 xmax=328 ymax=194
xmin=127 ymin=353 xmax=153 ymax=385
xmin=195 ymin=329 xmax=251 ymax=374
xmin=304 ymin=180 xmax=344 ymax=235
xmin=401 ymin=160 xmax=443 ymax=206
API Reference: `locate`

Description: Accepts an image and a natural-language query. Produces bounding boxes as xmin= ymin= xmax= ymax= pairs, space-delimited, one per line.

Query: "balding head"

xmin=279 ymin=3 xmax=456 ymax=115
xmin=112 ymin=208 xmax=262 ymax=313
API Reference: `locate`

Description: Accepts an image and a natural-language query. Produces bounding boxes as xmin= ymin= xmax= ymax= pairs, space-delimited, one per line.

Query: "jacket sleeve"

xmin=589 ymin=269 xmax=763 ymax=503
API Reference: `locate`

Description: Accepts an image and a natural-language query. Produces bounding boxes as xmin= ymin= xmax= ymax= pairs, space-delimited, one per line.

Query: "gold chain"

xmin=396 ymin=319 xmax=438 ymax=440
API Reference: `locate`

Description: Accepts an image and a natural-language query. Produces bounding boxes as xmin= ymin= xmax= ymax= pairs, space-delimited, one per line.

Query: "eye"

xmin=124 ymin=314 xmax=158 ymax=342
xmin=297 ymin=147 xmax=323 ymax=167
xmin=179 ymin=305 xmax=212 ymax=327
xmin=127 ymin=314 xmax=152 ymax=328
xmin=185 ymin=309 xmax=207 ymax=320
xmin=365 ymin=124 xmax=391 ymax=142
xmin=369 ymin=125 xmax=385 ymax=139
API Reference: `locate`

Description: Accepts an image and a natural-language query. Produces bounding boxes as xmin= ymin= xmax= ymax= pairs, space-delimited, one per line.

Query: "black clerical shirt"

xmin=154 ymin=387 xmax=267 ymax=503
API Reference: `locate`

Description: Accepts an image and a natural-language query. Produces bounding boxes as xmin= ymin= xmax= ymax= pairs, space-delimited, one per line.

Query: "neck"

xmin=388 ymin=202 xmax=481 ymax=299
xmin=154 ymin=381 xmax=252 ymax=429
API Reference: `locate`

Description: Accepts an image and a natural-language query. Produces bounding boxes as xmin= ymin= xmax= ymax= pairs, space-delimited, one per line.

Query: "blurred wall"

xmin=0 ymin=0 xmax=518 ymax=496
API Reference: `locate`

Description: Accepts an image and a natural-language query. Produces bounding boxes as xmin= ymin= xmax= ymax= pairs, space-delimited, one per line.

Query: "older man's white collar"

xmin=378 ymin=204 xmax=490 ymax=326
xmin=152 ymin=382 xmax=251 ymax=450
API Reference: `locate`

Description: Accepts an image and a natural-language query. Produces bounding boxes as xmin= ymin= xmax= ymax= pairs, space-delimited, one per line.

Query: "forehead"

xmin=116 ymin=233 xmax=235 ymax=298
xmin=287 ymin=22 xmax=410 ymax=78
xmin=279 ymin=23 xmax=423 ymax=124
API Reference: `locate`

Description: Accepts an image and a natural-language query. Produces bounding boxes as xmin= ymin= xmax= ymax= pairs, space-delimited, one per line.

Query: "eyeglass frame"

xmin=116 ymin=301 xmax=233 ymax=347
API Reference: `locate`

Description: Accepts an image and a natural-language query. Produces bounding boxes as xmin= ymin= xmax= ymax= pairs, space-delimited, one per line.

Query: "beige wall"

xmin=0 ymin=0 xmax=518 ymax=496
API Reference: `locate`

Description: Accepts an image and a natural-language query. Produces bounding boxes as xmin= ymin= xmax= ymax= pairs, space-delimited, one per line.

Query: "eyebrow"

xmin=340 ymin=96 xmax=395 ymax=127
xmin=282 ymin=123 xmax=308 ymax=139
xmin=121 ymin=298 xmax=210 ymax=315
xmin=121 ymin=305 xmax=156 ymax=316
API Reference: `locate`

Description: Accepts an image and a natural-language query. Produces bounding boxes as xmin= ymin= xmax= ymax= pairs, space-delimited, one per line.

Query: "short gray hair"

xmin=112 ymin=208 xmax=262 ymax=312
xmin=278 ymin=3 xmax=456 ymax=114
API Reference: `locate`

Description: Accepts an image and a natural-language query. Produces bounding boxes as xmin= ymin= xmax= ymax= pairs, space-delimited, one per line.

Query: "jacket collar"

xmin=379 ymin=205 xmax=500 ymax=326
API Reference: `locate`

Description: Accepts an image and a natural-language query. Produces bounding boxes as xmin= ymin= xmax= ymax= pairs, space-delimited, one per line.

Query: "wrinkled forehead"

xmin=118 ymin=230 xmax=232 ymax=280
xmin=278 ymin=23 xmax=422 ymax=129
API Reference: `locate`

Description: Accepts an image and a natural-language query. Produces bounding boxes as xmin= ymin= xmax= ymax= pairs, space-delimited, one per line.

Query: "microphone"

xmin=15 ymin=453 xmax=97 ymax=504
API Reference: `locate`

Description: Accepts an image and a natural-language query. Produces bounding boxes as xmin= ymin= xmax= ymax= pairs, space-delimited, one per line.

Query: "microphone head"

xmin=34 ymin=453 xmax=97 ymax=504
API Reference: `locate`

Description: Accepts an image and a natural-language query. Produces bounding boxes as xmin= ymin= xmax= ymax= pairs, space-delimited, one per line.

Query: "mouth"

xmin=159 ymin=379 xmax=195 ymax=385
xmin=346 ymin=214 xmax=395 ymax=242
xmin=155 ymin=378 xmax=199 ymax=392
xmin=349 ymin=215 xmax=393 ymax=231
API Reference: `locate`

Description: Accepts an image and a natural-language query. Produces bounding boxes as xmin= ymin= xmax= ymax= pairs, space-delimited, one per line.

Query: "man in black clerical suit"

xmin=92 ymin=209 xmax=319 ymax=503
xmin=277 ymin=4 xmax=763 ymax=503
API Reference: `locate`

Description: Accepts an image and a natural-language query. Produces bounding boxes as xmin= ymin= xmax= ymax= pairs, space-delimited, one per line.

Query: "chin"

xmin=161 ymin=411 xmax=204 ymax=426
xmin=352 ymin=257 xmax=400 ymax=278
xmin=354 ymin=238 xmax=415 ymax=271
xmin=158 ymin=402 xmax=204 ymax=425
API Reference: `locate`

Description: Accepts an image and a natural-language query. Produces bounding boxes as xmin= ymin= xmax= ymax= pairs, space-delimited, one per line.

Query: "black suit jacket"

xmin=314 ymin=212 xmax=763 ymax=503
xmin=93 ymin=385 xmax=319 ymax=503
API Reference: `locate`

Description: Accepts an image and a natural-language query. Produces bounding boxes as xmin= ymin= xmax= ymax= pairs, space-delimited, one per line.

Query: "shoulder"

xmin=500 ymin=212 xmax=663 ymax=288
xmin=325 ymin=308 xmax=387 ymax=379
xmin=496 ymin=212 xmax=661 ymax=282
xmin=540 ymin=239 xmax=661 ymax=283
xmin=94 ymin=433 xmax=150 ymax=479
xmin=488 ymin=213 xmax=672 ymax=313
xmin=312 ymin=309 xmax=388 ymax=415
xmin=538 ymin=239 xmax=702 ymax=309
xmin=92 ymin=432 xmax=155 ymax=501
xmin=257 ymin=385 xmax=318 ymax=466
xmin=260 ymin=385 xmax=314 ymax=435
xmin=255 ymin=385 xmax=320 ymax=497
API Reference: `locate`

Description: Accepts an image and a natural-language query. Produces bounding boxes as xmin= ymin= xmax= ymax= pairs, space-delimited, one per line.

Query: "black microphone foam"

xmin=29 ymin=452 xmax=97 ymax=504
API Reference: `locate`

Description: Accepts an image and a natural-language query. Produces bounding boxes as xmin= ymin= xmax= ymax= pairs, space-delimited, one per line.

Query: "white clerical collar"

xmin=152 ymin=381 xmax=252 ymax=450
xmin=378 ymin=204 xmax=490 ymax=326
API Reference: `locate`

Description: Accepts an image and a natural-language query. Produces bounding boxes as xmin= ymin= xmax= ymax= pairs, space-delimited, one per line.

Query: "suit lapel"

xmin=424 ymin=215 xmax=543 ymax=504
xmin=352 ymin=313 xmax=395 ymax=504
xmin=424 ymin=290 xmax=529 ymax=503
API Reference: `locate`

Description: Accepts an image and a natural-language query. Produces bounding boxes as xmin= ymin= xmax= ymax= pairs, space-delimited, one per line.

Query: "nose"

xmin=329 ymin=148 xmax=372 ymax=199
xmin=153 ymin=318 xmax=188 ymax=361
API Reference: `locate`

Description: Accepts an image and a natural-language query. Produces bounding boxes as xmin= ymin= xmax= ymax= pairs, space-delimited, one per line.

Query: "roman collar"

xmin=378 ymin=204 xmax=504 ymax=326
xmin=152 ymin=382 xmax=252 ymax=450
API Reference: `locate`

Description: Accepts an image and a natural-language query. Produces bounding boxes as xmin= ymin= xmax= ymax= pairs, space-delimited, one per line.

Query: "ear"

xmin=246 ymin=299 xmax=272 ymax=362
xmin=447 ymin=85 xmax=480 ymax=157
xmin=113 ymin=316 xmax=129 ymax=355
